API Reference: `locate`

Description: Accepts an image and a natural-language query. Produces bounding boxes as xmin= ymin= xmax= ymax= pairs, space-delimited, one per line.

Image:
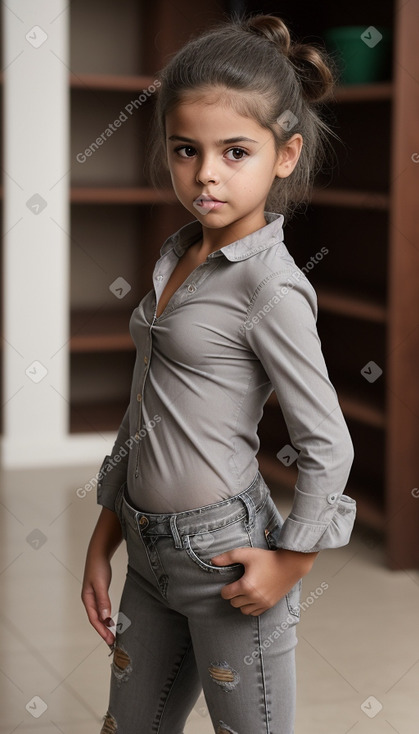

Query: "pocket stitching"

xmin=184 ymin=536 xmax=243 ymax=574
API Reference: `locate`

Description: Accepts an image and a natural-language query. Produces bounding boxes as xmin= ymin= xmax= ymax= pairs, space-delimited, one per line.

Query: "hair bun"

xmin=244 ymin=14 xmax=292 ymax=57
xmin=288 ymin=42 xmax=335 ymax=103
xmin=244 ymin=15 xmax=335 ymax=103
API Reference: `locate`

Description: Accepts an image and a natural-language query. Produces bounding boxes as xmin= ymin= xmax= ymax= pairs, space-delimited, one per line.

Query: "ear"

xmin=275 ymin=133 xmax=303 ymax=179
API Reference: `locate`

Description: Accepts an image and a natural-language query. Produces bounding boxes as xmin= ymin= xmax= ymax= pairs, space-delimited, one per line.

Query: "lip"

xmin=193 ymin=194 xmax=226 ymax=212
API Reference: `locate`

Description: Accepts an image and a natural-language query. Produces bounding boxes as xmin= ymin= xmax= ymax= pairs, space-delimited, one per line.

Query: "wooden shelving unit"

xmin=64 ymin=0 xmax=419 ymax=567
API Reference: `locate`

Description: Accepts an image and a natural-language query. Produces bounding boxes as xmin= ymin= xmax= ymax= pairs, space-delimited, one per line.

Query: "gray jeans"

xmin=101 ymin=471 xmax=302 ymax=734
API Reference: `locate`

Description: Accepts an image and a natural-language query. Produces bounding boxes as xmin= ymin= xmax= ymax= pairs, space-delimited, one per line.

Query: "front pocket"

xmin=184 ymin=531 xmax=246 ymax=575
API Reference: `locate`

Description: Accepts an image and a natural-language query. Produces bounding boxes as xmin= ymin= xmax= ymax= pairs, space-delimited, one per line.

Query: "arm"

xmin=244 ymin=269 xmax=356 ymax=553
xmin=82 ymin=405 xmax=131 ymax=644
xmin=212 ymin=269 xmax=355 ymax=614
xmin=81 ymin=506 xmax=123 ymax=646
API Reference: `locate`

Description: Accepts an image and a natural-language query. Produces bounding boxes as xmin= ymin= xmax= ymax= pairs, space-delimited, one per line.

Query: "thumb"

xmin=211 ymin=547 xmax=249 ymax=566
xmin=97 ymin=596 xmax=112 ymax=624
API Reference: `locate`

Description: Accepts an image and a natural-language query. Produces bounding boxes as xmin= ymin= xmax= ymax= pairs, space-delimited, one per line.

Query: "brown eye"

xmin=176 ymin=146 xmax=196 ymax=158
xmin=226 ymin=147 xmax=248 ymax=161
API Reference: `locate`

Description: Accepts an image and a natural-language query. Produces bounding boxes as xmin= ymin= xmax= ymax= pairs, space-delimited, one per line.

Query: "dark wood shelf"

xmin=331 ymin=82 xmax=393 ymax=103
xmin=70 ymin=187 xmax=177 ymax=204
xmin=338 ymin=390 xmax=386 ymax=430
xmin=70 ymin=186 xmax=389 ymax=209
xmin=316 ymin=286 xmax=387 ymax=323
xmin=70 ymin=309 xmax=135 ymax=352
xmin=311 ymin=188 xmax=389 ymax=209
xmin=66 ymin=74 xmax=393 ymax=100
xmin=70 ymin=399 xmax=128 ymax=434
xmin=70 ymin=72 xmax=156 ymax=91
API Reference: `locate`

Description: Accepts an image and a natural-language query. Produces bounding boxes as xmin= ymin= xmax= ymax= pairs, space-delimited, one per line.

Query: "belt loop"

xmin=240 ymin=492 xmax=256 ymax=530
xmin=170 ymin=515 xmax=183 ymax=549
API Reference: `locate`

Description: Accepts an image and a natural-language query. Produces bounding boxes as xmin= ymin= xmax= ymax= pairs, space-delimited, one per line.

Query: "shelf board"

xmin=70 ymin=309 xmax=135 ymax=352
xmin=70 ymin=187 xmax=177 ymax=204
xmin=257 ymin=451 xmax=385 ymax=532
xmin=311 ymin=187 xmax=389 ymax=209
xmin=70 ymin=72 xmax=156 ymax=92
xmin=316 ymin=286 xmax=387 ymax=323
xmin=67 ymin=75 xmax=393 ymax=100
xmin=338 ymin=390 xmax=386 ymax=429
xmin=331 ymin=82 xmax=393 ymax=103
xmin=70 ymin=400 xmax=128 ymax=434
xmin=70 ymin=186 xmax=389 ymax=210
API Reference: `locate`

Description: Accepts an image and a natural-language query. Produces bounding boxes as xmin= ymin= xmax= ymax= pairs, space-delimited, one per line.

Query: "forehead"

xmin=165 ymin=89 xmax=267 ymax=138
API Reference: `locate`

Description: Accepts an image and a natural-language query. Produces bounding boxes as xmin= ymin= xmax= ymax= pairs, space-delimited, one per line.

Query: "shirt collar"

xmin=159 ymin=212 xmax=285 ymax=262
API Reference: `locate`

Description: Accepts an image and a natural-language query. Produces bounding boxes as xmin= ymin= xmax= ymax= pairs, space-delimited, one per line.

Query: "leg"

xmin=188 ymin=586 xmax=298 ymax=734
xmin=101 ymin=564 xmax=202 ymax=733
xmin=161 ymin=488 xmax=301 ymax=734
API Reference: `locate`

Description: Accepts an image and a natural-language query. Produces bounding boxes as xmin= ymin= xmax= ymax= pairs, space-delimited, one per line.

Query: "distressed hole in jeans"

xmin=217 ymin=721 xmax=238 ymax=734
xmin=208 ymin=661 xmax=240 ymax=692
xmin=101 ymin=710 xmax=117 ymax=733
xmin=112 ymin=644 xmax=132 ymax=684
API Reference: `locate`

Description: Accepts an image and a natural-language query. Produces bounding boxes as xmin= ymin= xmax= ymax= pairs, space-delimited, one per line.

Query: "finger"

xmin=220 ymin=581 xmax=242 ymax=600
xmin=210 ymin=547 xmax=249 ymax=566
xmin=82 ymin=590 xmax=115 ymax=645
xmin=239 ymin=603 xmax=267 ymax=616
xmin=94 ymin=589 xmax=112 ymax=624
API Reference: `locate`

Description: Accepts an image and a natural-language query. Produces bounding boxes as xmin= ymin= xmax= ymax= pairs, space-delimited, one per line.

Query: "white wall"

xmin=1 ymin=1 xmax=115 ymax=467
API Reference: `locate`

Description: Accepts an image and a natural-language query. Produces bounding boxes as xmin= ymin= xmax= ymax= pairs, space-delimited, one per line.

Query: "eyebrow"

xmin=167 ymin=135 xmax=258 ymax=145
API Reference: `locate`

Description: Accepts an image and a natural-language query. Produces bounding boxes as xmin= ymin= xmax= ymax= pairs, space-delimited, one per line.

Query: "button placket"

xmin=134 ymin=333 xmax=152 ymax=477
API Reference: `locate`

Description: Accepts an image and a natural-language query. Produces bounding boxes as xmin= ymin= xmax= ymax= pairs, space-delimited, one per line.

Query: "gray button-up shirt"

xmin=97 ymin=212 xmax=356 ymax=553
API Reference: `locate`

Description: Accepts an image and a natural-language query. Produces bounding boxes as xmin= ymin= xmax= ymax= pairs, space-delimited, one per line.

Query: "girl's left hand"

xmin=210 ymin=547 xmax=317 ymax=616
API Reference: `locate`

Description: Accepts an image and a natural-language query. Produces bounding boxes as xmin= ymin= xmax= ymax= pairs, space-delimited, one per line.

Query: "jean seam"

xmin=153 ymin=639 xmax=195 ymax=733
xmin=137 ymin=532 xmax=169 ymax=598
xmin=257 ymin=614 xmax=271 ymax=734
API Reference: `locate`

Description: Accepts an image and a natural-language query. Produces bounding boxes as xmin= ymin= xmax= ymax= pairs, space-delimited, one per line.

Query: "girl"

xmin=82 ymin=14 xmax=357 ymax=734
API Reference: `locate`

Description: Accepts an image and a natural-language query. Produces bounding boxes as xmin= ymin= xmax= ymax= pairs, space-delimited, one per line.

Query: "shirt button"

xmin=137 ymin=393 xmax=142 ymax=402
xmin=187 ymin=284 xmax=196 ymax=293
xmin=327 ymin=493 xmax=339 ymax=504
xmin=156 ymin=274 xmax=163 ymax=281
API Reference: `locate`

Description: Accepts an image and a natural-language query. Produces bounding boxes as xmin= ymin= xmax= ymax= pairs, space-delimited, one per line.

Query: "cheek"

xmin=170 ymin=162 xmax=194 ymax=186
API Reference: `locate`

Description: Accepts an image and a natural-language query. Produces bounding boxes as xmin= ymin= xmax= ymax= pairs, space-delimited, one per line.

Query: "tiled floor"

xmin=1 ymin=463 xmax=418 ymax=733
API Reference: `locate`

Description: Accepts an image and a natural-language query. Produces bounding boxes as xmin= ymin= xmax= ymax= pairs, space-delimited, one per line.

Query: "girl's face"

xmin=165 ymin=90 xmax=302 ymax=246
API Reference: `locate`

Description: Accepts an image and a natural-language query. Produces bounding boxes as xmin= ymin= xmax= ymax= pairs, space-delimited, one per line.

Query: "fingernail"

xmin=104 ymin=617 xmax=114 ymax=627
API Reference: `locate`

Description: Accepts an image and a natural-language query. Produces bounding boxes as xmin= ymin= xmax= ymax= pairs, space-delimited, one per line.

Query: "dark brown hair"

xmin=148 ymin=14 xmax=339 ymax=222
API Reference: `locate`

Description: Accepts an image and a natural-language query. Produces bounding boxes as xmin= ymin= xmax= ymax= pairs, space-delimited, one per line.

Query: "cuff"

xmin=274 ymin=486 xmax=357 ymax=552
xmin=97 ymin=454 xmax=127 ymax=512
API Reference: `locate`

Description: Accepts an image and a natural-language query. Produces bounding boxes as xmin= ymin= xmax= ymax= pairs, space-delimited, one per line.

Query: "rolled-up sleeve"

xmin=244 ymin=270 xmax=356 ymax=552
xmin=97 ymin=405 xmax=130 ymax=512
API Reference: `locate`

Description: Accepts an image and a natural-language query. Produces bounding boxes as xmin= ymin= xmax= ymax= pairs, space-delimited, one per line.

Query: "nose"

xmin=195 ymin=154 xmax=220 ymax=185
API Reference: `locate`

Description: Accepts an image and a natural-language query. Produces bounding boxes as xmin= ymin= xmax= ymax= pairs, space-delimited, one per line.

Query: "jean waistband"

xmin=121 ymin=471 xmax=270 ymax=548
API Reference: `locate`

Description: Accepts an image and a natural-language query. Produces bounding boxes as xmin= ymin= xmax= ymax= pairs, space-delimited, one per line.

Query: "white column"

xmin=2 ymin=1 xmax=70 ymax=466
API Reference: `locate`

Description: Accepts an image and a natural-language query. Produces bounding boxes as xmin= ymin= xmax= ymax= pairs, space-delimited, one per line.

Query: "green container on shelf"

xmin=323 ymin=25 xmax=392 ymax=85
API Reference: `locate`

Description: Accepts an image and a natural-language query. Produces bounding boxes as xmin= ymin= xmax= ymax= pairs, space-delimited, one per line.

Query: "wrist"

xmin=276 ymin=548 xmax=319 ymax=574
